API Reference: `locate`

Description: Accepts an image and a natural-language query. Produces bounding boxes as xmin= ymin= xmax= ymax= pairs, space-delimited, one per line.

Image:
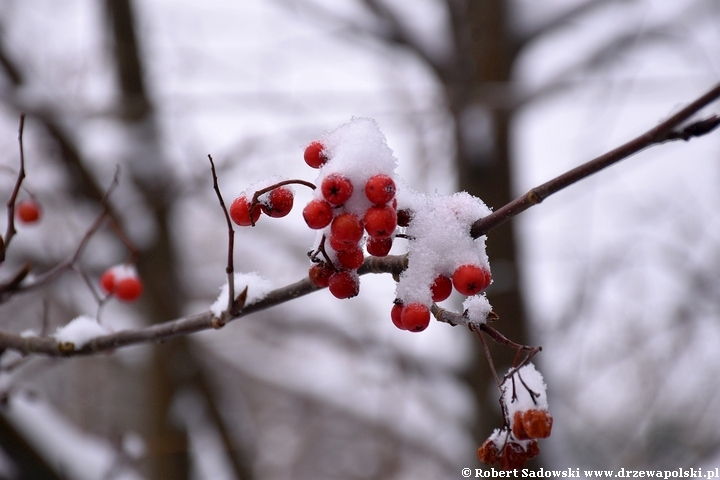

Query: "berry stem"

xmin=251 ymin=179 xmax=315 ymax=208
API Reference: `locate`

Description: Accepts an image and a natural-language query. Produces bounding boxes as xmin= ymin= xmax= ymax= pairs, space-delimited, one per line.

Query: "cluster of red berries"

xmin=229 ymin=184 xmax=295 ymax=226
xmin=391 ymin=262 xmax=492 ymax=332
xmin=303 ymin=141 xmax=399 ymax=300
xmin=477 ymin=408 xmax=553 ymax=469
xmin=477 ymin=434 xmax=540 ymax=470
xmin=99 ymin=264 xmax=144 ymax=302
xmin=16 ymin=198 xmax=41 ymax=224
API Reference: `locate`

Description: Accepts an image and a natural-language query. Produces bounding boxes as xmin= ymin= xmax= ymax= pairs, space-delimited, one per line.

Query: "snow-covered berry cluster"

xmin=99 ymin=264 xmax=144 ymax=302
xmin=301 ymin=121 xmax=399 ymax=300
xmin=229 ymin=117 xmax=496 ymax=333
xmin=391 ymin=189 xmax=493 ymax=332
xmin=478 ymin=364 xmax=553 ymax=469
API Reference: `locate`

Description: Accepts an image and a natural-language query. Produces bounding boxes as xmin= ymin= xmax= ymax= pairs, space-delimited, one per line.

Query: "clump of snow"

xmin=463 ymin=295 xmax=492 ymax=323
xmin=105 ymin=264 xmax=139 ymax=282
xmin=210 ymin=272 xmax=273 ymax=317
xmin=395 ymin=190 xmax=491 ymax=306
xmin=20 ymin=330 xmax=37 ymax=338
xmin=311 ymin=117 xmax=399 ymax=220
xmin=240 ymin=174 xmax=292 ymax=202
xmin=52 ymin=316 xmax=111 ymax=349
xmin=501 ymin=363 xmax=549 ymax=424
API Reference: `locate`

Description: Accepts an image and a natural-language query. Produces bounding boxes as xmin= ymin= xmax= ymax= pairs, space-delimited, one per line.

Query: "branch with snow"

xmin=0 ymin=82 xmax=718 ymax=358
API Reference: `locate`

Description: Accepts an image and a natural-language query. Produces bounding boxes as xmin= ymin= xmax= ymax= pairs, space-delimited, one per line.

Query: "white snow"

xmin=52 ymin=315 xmax=111 ymax=349
xmin=501 ymin=363 xmax=549 ymax=424
xmin=210 ymin=272 xmax=273 ymax=317
xmin=463 ymin=294 xmax=492 ymax=323
xmin=396 ymin=190 xmax=492 ymax=306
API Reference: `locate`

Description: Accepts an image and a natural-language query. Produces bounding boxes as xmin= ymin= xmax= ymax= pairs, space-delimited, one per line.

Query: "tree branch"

xmin=0 ymin=83 xmax=719 ymax=357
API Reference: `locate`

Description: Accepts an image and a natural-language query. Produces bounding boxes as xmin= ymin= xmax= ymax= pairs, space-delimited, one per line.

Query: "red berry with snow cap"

xmin=321 ymin=174 xmax=353 ymax=206
xmin=100 ymin=265 xmax=143 ymax=302
xmin=452 ymin=264 xmax=491 ymax=296
xmin=304 ymin=141 xmax=328 ymax=168
xmin=261 ymin=187 xmax=294 ymax=218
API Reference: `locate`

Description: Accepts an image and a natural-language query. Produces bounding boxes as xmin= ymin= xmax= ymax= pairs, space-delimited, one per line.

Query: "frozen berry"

xmin=430 ymin=275 xmax=452 ymax=302
xmin=500 ymin=442 xmax=528 ymax=470
xmin=477 ymin=438 xmax=499 ymax=465
xmin=335 ymin=246 xmax=364 ymax=270
xmin=321 ymin=174 xmax=353 ymax=206
xmin=115 ymin=276 xmax=143 ymax=302
xmin=390 ymin=302 xmax=406 ymax=330
xmin=522 ymin=409 xmax=553 ymax=439
xmin=304 ymin=141 xmax=328 ymax=168
xmin=366 ymin=237 xmax=392 ymax=257
xmin=302 ymin=199 xmax=333 ymax=229
xmin=309 ymin=263 xmax=334 ymax=288
xmin=452 ymin=264 xmax=491 ymax=296
xmin=328 ymin=270 xmax=360 ymax=299
xmin=330 ymin=213 xmax=364 ymax=246
xmin=512 ymin=410 xmax=530 ymax=440
xmin=230 ymin=195 xmax=261 ymax=226
xmin=364 ymin=174 xmax=396 ymax=205
xmin=401 ymin=303 xmax=430 ymax=332
xmin=363 ymin=205 xmax=397 ymax=239
xmin=16 ymin=199 xmax=41 ymax=224
xmin=261 ymin=187 xmax=294 ymax=218
xmin=525 ymin=440 xmax=540 ymax=461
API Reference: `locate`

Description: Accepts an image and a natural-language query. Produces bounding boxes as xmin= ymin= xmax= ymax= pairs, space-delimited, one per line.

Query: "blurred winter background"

xmin=0 ymin=0 xmax=718 ymax=478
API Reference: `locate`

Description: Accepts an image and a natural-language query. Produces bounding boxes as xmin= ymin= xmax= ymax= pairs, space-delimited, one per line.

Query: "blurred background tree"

xmin=0 ymin=0 xmax=717 ymax=478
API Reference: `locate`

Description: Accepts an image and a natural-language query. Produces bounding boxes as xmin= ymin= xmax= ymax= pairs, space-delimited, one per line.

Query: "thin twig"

xmin=208 ymin=155 xmax=237 ymax=320
xmin=3 ymin=114 xmax=27 ymax=258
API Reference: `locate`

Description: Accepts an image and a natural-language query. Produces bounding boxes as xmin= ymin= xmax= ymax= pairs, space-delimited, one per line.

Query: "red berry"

xmin=477 ymin=438 xmax=499 ymax=465
xmin=366 ymin=237 xmax=392 ymax=257
xmin=525 ymin=440 xmax=540 ymax=461
xmin=430 ymin=275 xmax=452 ymax=302
xmin=512 ymin=410 xmax=530 ymax=440
xmin=401 ymin=303 xmax=430 ymax=332
xmin=321 ymin=174 xmax=353 ymax=206
xmin=500 ymin=442 xmax=529 ymax=470
xmin=308 ymin=263 xmax=334 ymax=288
xmin=335 ymin=246 xmax=364 ymax=270
xmin=330 ymin=213 xmax=364 ymax=245
xmin=328 ymin=270 xmax=360 ymax=299
xmin=363 ymin=205 xmax=397 ymax=239
xmin=16 ymin=199 xmax=41 ymax=224
xmin=100 ymin=270 xmax=115 ymax=294
xmin=522 ymin=409 xmax=553 ymax=439
xmin=115 ymin=276 xmax=143 ymax=302
xmin=261 ymin=187 xmax=294 ymax=218
xmin=304 ymin=141 xmax=328 ymax=168
xmin=452 ymin=264 xmax=491 ymax=296
xmin=302 ymin=199 xmax=333 ymax=229
xmin=230 ymin=195 xmax=261 ymax=227
xmin=391 ymin=302 xmax=406 ymax=330
xmin=364 ymin=174 xmax=396 ymax=205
